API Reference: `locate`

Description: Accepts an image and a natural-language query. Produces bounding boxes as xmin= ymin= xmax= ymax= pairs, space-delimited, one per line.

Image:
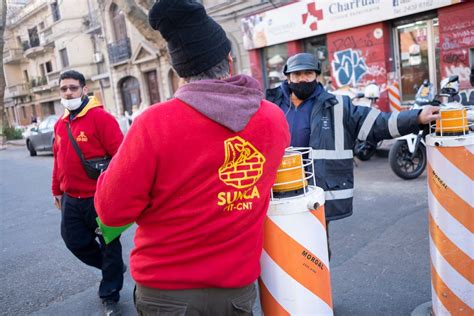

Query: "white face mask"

xmin=61 ymin=97 xmax=83 ymax=111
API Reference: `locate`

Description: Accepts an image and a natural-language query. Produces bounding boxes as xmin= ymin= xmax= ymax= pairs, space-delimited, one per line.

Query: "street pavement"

xmin=0 ymin=143 xmax=432 ymax=315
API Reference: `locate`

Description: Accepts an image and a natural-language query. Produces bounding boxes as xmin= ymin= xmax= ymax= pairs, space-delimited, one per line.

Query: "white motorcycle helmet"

xmin=440 ymin=75 xmax=459 ymax=97
xmin=364 ymin=83 xmax=380 ymax=100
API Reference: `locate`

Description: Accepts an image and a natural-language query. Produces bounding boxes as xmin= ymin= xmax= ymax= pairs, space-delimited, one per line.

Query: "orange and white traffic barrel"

xmin=388 ymin=81 xmax=402 ymax=112
xmin=426 ymin=127 xmax=473 ymax=315
xmin=259 ymin=148 xmax=333 ymax=315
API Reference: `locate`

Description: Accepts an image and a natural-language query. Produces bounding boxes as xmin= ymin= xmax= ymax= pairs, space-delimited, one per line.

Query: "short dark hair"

xmin=59 ymin=70 xmax=86 ymax=86
xmin=182 ymin=57 xmax=230 ymax=82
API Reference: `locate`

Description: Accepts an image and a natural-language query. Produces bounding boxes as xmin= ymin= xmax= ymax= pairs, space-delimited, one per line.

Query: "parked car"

xmin=22 ymin=123 xmax=38 ymax=139
xmin=26 ymin=115 xmax=59 ymax=156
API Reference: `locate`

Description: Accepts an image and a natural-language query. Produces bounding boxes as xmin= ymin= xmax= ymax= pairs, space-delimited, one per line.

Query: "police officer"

xmin=266 ymin=53 xmax=440 ymax=258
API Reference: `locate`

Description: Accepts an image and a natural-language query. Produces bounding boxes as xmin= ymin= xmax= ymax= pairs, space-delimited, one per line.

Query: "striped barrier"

xmin=259 ymin=186 xmax=333 ymax=315
xmin=388 ymin=81 xmax=402 ymax=112
xmin=426 ymin=134 xmax=474 ymax=315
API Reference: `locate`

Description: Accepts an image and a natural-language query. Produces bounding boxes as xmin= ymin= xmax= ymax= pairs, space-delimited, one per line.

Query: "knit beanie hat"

xmin=148 ymin=0 xmax=231 ymax=77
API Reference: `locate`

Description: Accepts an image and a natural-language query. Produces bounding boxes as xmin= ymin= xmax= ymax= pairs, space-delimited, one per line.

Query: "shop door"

xmin=145 ymin=70 xmax=160 ymax=104
xmin=395 ymin=18 xmax=439 ymax=101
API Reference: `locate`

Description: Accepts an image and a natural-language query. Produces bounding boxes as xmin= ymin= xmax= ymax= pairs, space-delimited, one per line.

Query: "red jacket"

xmin=52 ymin=97 xmax=123 ymax=198
xmin=95 ymin=75 xmax=290 ymax=289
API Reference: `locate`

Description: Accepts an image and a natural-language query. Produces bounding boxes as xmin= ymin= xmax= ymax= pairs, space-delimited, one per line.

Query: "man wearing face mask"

xmin=266 ymin=53 xmax=440 ymax=258
xmin=52 ymin=70 xmax=125 ymax=315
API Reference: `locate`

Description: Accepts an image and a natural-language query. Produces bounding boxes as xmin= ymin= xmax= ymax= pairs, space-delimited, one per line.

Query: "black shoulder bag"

xmin=66 ymin=123 xmax=111 ymax=180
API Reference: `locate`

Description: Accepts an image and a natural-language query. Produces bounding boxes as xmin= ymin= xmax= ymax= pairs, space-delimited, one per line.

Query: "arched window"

xmin=110 ymin=3 xmax=127 ymax=42
xmin=120 ymin=76 xmax=141 ymax=114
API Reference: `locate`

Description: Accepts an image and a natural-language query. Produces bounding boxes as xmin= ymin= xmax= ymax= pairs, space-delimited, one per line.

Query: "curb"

xmin=6 ymin=140 xmax=26 ymax=147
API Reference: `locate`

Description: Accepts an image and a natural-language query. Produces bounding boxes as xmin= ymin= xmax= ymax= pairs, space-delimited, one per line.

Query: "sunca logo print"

xmin=217 ymin=136 xmax=266 ymax=211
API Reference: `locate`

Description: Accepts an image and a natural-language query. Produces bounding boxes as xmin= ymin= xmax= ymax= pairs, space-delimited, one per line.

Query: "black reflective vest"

xmin=266 ymin=84 xmax=421 ymax=221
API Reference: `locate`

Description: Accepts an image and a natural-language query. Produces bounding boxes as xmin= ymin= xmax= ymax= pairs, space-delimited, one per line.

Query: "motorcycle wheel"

xmin=389 ymin=140 xmax=426 ymax=180
xmin=355 ymin=141 xmax=377 ymax=161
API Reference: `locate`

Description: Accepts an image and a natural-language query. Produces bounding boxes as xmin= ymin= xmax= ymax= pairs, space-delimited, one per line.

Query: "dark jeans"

xmin=134 ymin=283 xmax=256 ymax=316
xmin=60 ymin=194 xmax=124 ymax=302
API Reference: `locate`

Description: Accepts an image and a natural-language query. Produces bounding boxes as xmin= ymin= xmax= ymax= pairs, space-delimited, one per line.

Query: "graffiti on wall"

xmin=366 ymin=64 xmax=387 ymax=78
xmin=449 ymin=89 xmax=474 ymax=106
xmin=331 ymin=34 xmax=374 ymax=51
xmin=331 ymin=49 xmax=368 ymax=86
xmin=445 ymin=64 xmax=471 ymax=83
xmin=439 ymin=4 xmax=474 ymax=91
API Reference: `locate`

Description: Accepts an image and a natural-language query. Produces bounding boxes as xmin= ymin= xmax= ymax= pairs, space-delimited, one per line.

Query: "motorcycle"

xmin=389 ymin=75 xmax=473 ymax=180
xmin=353 ymin=83 xmax=382 ymax=161
xmin=388 ymin=79 xmax=435 ymax=179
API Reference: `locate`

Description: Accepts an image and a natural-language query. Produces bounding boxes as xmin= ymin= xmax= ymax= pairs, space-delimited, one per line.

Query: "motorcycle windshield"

xmin=415 ymin=83 xmax=435 ymax=105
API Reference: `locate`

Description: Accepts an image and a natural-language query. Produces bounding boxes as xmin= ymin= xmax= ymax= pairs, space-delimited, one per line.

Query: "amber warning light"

xmin=272 ymin=147 xmax=315 ymax=196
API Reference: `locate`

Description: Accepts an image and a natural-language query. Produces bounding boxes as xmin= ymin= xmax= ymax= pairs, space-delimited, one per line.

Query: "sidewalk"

xmin=7 ymin=139 xmax=26 ymax=146
xmin=0 ymin=139 xmax=26 ymax=150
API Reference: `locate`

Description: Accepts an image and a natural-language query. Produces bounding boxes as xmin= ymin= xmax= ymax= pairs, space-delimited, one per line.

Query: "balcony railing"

xmin=31 ymin=76 xmax=52 ymax=93
xmin=23 ymin=39 xmax=47 ymax=58
xmin=8 ymin=83 xmax=30 ymax=97
xmin=41 ymin=29 xmax=55 ymax=47
xmin=107 ymin=38 xmax=131 ymax=64
xmin=3 ymin=48 xmax=24 ymax=64
xmin=7 ymin=0 xmax=48 ymax=26
xmin=47 ymin=71 xmax=60 ymax=87
xmin=22 ymin=41 xmax=30 ymax=52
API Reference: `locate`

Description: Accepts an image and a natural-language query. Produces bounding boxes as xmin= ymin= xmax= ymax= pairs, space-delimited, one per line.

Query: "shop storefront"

xmin=242 ymin=0 xmax=473 ymax=111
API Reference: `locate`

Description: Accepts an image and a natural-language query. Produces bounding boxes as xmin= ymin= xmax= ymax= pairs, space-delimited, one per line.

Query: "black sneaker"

xmin=103 ymin=300 xmax=121 ymax=316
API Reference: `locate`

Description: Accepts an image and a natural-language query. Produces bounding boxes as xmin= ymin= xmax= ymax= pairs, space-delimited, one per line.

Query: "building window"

xmin=23 ymin=70 xmax=29 ymax=83
xmin=397 ymin=20 xmax=434 ymax=101
xmin=59 ymin=48 xmax=69 ymax=68
xmin=51 ymin=1 xmax=61 ymax=22
xmin=110 ymin=3 xmax=128 ymax=42
xmin=120 ymin=76 xmax=141 ymax=115
xmin=28 ymin=26 xmax=39 ymax=47
xmin=45 ymin=61 xmax=53 ymax=73
xmin=21 ymin=106 xmax=27 ymax=121
xmin=145 ymin=70 xmax=160 ymax=104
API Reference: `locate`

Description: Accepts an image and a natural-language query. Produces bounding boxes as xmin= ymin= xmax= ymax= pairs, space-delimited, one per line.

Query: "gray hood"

xmin=174 ymin=74 xmax=263 ymax=132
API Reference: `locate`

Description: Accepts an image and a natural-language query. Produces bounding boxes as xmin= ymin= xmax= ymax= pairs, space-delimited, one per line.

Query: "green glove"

xmin=96 ymin=217 xmax=133 ymax=244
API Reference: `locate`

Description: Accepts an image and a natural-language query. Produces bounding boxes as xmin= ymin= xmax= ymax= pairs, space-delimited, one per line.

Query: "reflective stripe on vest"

xmin=311 ymin=94 xmax=353 ymax=160
xmin=357 ymin=108 xmax=380 ymax=141
xmin=388 ymin=111 xmax=401 ymax=138
xmin=325 ymin=188 xmax=354 ymax=200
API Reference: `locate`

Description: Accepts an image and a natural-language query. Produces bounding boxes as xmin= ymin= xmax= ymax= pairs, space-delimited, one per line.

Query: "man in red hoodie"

xmin=94 ymin=0 xmax=290 ymax=315
xmin=52 ymin=70 xmax=125 ymax=316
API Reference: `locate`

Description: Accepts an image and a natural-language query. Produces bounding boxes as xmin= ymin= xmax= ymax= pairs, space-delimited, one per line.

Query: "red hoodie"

xmin=95 ymin=75 xmax=290 ymax=289
xmin=52 ymin=97 xmax=123 ymax=198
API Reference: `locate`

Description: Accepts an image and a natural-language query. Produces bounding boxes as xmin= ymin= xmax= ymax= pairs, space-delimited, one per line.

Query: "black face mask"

xmin=289 ymin=80 xmax=317 ymax=100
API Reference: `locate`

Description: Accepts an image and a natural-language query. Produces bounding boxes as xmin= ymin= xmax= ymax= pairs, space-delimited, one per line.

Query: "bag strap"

xmin=66 ymin=122 xmax=87 ymax=164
